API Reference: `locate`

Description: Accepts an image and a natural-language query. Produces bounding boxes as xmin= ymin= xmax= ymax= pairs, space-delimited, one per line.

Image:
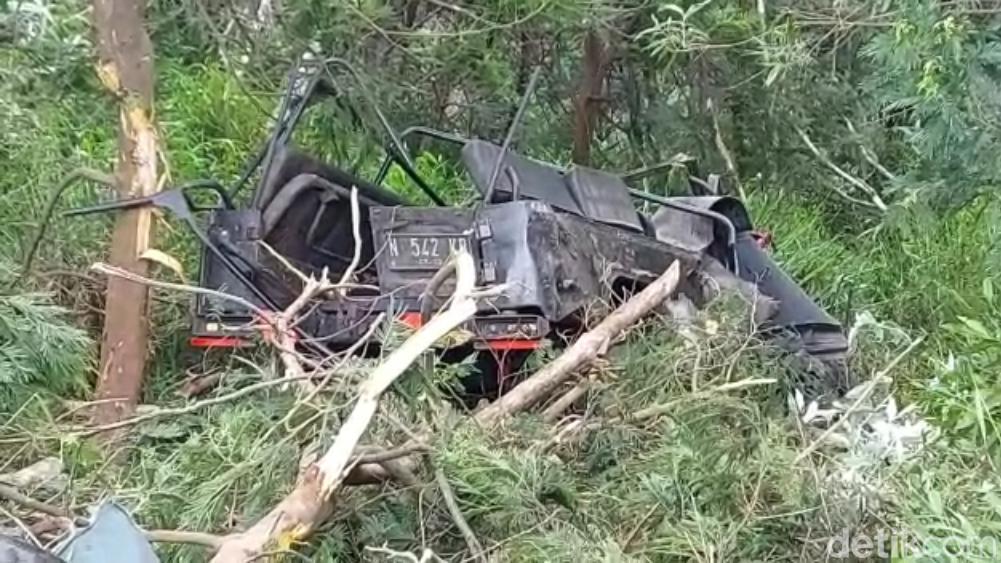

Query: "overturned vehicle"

xmin=71 ymin=60 xmax=851 ymax=401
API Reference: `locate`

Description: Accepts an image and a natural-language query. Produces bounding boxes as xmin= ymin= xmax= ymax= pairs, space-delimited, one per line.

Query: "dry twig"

xmin=91 ymin=262 xmax=269 ymax=319
xmin=0 ymin=484 xmax=221 ymax=547
xmin=72 ymin=374 xmax=319 ymax=437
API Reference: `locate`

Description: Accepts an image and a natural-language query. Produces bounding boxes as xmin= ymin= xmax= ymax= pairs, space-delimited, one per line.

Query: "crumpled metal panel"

xmin=54 ymin=503 xmax=158 ymax=563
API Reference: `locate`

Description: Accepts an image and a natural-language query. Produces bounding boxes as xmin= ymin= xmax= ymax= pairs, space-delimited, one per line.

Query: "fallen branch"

xmin=203 ymin=258 xmax=681 ymax=559
xmin=542 ymin=377 xmax=593 ymax=423
xmin=475 ymin=261 xmax=682 ymax=425
xmin=0 ymin=484 xmax=220 ymax=547
xmin=335 ymin=187 xmax=363 ymax=290
xmin=354 ymin=443 xmax=431 ymax=465
xmin=0 ymin=484 xmax=83 ymax=525
xmin=795 ymin=125 xmax=888 ymax=212
xmin=145 ymin=529 xmax=224 ymax=548
xmin=434 ymin=467 xmax=486 ymax=562
xmin=72 ymin=374 xmax=320 ymax=437
xmin=542 ymin=376 xmax=779 ymax=453
xmin=345 ymin=259 xmax=687 ymax=482
xmin=265 ymin=187 xmax=361 ymax=387
xmin=622 ymin=377 xmax=778 ymax=423
xmin=210 ymin=250 xmax=491 ymax=562
xmin=178 ymin=374 xmax=223 ymax=399
xmin=274 ymin=313 xmax=388 ymax=434
xmin=91 ymin=262 xmax=269 ymax=321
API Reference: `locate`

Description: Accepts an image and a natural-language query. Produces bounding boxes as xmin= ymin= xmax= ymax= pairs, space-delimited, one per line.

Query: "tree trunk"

xmin=90 ymin=0 xmax=158 ymax=431
xmin=572 ymin=30 xmax=610 ymax=165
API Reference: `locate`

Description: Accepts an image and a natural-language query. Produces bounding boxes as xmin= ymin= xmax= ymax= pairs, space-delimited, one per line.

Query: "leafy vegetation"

xmin=0 ymin=286 xmax=91 ymax=412
xmin=2 ymin=0 xmax=1001 ymax=561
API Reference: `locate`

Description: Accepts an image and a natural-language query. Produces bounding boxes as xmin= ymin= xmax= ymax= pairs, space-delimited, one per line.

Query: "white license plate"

xmin=387 ymin=233 xmax=470 ymax=270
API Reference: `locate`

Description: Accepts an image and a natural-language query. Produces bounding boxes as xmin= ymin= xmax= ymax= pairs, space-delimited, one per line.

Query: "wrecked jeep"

xmin=69 ymin=59 xmax=851 ymax=401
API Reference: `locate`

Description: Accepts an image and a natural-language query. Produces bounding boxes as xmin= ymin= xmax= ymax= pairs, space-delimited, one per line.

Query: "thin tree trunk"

xmin=90 ymin=0 xmax=158 ymax=431
xmin=572 ymin=29 xmax=610 ymax=165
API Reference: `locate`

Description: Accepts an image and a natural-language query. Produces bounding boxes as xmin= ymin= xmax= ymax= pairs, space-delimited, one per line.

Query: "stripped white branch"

xmin=844 ymin=118 xmax=897 ymax=181
xmin=315 ymin=251 xmax=478 ymax=493
xmin=335 ymin=187 xmax=362 ymax=291
xmin=210 ymin=250 xmax=487 ymax=562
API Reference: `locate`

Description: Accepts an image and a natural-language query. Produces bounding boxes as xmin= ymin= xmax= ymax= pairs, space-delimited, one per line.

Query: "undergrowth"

xmin=3 ymin=6 xmax=1001 ymax=561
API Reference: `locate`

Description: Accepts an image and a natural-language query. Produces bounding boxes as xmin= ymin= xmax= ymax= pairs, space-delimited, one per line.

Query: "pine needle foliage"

xmin=0 ymin=289 xmax=90 ymax=412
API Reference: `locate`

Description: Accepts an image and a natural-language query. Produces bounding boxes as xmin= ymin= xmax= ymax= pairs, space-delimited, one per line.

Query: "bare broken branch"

xmin=844 ymin=118 xmax=896 ymax=181
xmin=795 ymin=125 xmax=888 ymax=211
xmin=542 ymin=376 xmax=593 ymax=423
xmin=475 ymin=261 xmax=683 ymax=425
xmin=91 ymin=262 xmax=270 ymax=320
xmin=210 ymin=250 xmax=488 ymax=562
xmin=72 ymin=374 xmax=320 ymax=437
xmin=336 ymin=187 xmax=363 ymax=290
xmin=0 ymin=482 xmax=223 ymax=548
xmin=434 ymin=467 xmax=487 ymax=562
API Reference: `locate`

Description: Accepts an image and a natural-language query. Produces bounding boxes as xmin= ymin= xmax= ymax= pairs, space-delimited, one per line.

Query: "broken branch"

xmin=336 ymin=187 xmax=363 ymax=289
xmin=434 ymin=467 xmax=487 ymax=562
xmin=0 ymin=484 xmax=83 ymax=525
xmin=73 ymin=374 xmax=320 ymax=437
xmin=210 ymin=250 xmax=487 ymax=562
xmin=795 ymin=125 xmax=888 ymax=211
xmin=542 ymin=377 xmax=593 ymax=423
xmin=344 ymin=260 xmax=686 ymax=483
xmin=91 ymin=262 xmax=269 ymax=320
xmin=0 ymin=482 xmax=222 ymax=548
xmin=475 ymin=261 xmax=683 ymax=425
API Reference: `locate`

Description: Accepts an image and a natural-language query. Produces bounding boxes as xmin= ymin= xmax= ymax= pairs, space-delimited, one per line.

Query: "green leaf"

xmin=984 ymin=491 xmax=1001 ymax=517
xmin=927 ymin=488 xmax=944 ymax=515
xmin=958 ymin=316 xmax=995 ymax=341
xmin=764 ymin=66 xmax=782 ymax=87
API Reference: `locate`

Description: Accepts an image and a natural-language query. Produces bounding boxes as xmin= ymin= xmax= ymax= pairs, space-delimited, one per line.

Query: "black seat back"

xmin=461 ymin=140 xmax=581 ymax=214
xmin=256 ymin=145 xmax=407 ymax=211
xmin=461 ymin=140 xmax=642 ymax=231
xmin=255 ymin=146 xmax=407 ymax=293
xmin=565 ymin=166 xmax=643 ymax=232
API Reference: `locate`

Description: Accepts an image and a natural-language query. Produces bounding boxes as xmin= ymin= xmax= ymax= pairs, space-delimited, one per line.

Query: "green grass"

xmin=3 ymin=30 xmax=1001 ymax=563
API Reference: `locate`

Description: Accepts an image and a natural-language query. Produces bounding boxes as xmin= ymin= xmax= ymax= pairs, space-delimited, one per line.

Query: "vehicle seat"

xmin=254 ymin=145 xmax=406 ymax=286
xmin=460 ymin=140 xmax=581 ymax=214
xmin=256 ymin=145 xmax=407 ymax=212
xmin=564 ymin=166 xmax=643 ymax=232
xmin=460 ymin=140 xmax=642 ymax=232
